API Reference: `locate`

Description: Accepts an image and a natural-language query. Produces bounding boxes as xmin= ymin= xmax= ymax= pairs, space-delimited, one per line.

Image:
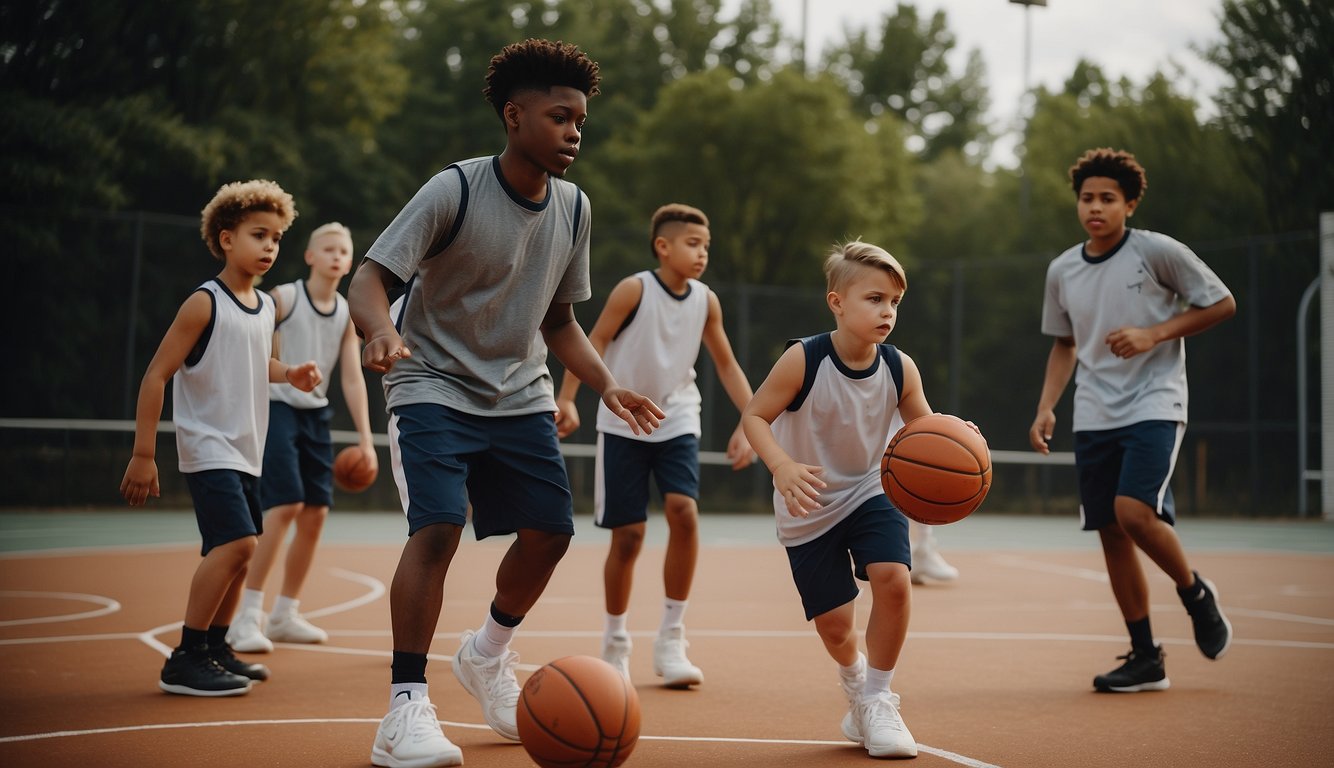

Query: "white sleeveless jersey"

xmin=173 ymin=279 xmax=274 ymax=475
xmin=596 ymin=271 xmax=708 ymax=442
xmin=770 ymin=333 xmax=904 ymax=546
xmin=269 ymin=280 xmax=348 ymax=409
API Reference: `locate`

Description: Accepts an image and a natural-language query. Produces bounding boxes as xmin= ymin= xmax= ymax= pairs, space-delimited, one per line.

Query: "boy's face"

xmin=1077 ymin=176 xmax=1138 ymax=244
xmin=829 ymin=266 xmax=903 ymax=345
xmin=305 ymin=231 xmax=353 ymax=279
xmin=219 ymin=211 xmax=285 ymax=277
xmin=506 ymin=86 xmax=588 ymax=178
xmin=655 ymin=222 xmax=710 ymax=280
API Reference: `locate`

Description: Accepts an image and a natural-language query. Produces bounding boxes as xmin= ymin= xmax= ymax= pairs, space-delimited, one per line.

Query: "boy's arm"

xmin=1029 ymin=336 xmax=1077 ymax=454
xmin=701 ymin=290 xmax=756 ymax=469
xmin=554 ymin=276 xmax=643 ymax=438
xmin=543 ymin=301 xmax=665 ymax=436
xmin=1104 ymin=294 xmax=1237 ymax=359
xmin=120 ymin=292 xmax=212 ymax=506
xmin=268 ymin=357 xmax=321 ymax=391
xmin=349 ymin=260 xmax=411 ymax=373
xmin=268 ymin=285 xmax=292 ymax=360
xmin=741 ymin=343 xmax=826 ymax=518
xmin=338 ymin=316 xmax=378 ymax=470
xmin=894 ymin=351 xmax=933 ymax=423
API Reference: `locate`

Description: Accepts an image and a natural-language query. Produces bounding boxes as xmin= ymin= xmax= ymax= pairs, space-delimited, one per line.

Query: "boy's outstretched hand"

xmin=772 ymin=460 xmax=825 ymax=518
xmin=362 ymin=330 xmax=412 ymax=373
xmin=726 ymin=424 xmax=755 ymax=470
xmin=286 ymin=361 xmax=322 ymax=392
xmin=602 ymin=388 xmax=666 ymax=436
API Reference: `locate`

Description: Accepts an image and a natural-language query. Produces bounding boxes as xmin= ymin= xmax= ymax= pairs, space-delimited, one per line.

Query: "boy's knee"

xmin=521 ymin=529 xmax=572 ymax=563
xmin=663 ymin=495 xmax=699 ymax=527
xmin=609 ymin=526 xmax=645 ymax=560
xmin=266 ymin=502 xmax=302 ymax=524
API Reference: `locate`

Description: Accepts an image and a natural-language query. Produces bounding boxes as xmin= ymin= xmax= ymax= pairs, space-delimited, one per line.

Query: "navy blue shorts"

xmin=594 ymin=433 xmax=700 ymax=529
xmin=784 ymin=494 xmax=911 ymax=621
xmin=260 ymin=402 xmax=335 ymax=510
xmin=185 ymin=469 xmax=263 ymax=556
xmin=1074 ymin=420 xmax=1183 ymax=531
xmin=388 ymin=403 xmax=575 ymax=539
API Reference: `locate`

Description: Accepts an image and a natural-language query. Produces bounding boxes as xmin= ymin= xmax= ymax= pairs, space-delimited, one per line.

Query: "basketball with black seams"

xmin=881 ymin=413 xmax=992 ymax=525
xmin=332 ymin=445 xmax=377 ymax=493
xmin=518 ymin=655 xmax=640 ymax=768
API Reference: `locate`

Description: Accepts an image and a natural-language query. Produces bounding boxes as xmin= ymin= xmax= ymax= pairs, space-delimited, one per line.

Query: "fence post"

xmin=123 ymin=211 xmax=145 ymax=419
xmin=1321 ymin=213 xmax=1334 ymax=519
xmin=1297 ymin=276 xmax=1319 ymax=516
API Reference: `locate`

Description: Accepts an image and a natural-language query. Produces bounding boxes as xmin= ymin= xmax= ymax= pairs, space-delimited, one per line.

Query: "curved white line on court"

xmin=0 ymin=718 xmax=1002 ymax=766
xmin=138 ymin=622 xmax=179 ymax=657
xmin=302 ymin=568 xmax=385 ymax=619
xmin=0 ymin=590 xmax=121 ymax=626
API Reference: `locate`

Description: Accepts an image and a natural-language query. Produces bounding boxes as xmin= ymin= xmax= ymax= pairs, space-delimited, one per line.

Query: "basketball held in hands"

xmin=881 ymin=413 xmax=992 ymax=525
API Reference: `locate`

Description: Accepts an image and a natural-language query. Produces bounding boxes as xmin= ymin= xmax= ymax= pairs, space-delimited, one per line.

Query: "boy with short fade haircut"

xmin=1029 ymin=147 xmax=1236 ymax=693
xmin=350 ymin=39 xmax=664 ymax=768
xmin=554 ymin=203 xmax=755 ymax=688
xmin=744 ymin=241 xmax=965 ymax=758
xmin=228 ymin=222 xmax=378 ymax=654
xmin=121 ymin=179 xmax=321 ymax=697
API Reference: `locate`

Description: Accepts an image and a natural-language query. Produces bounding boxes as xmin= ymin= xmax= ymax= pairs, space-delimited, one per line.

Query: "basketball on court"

xmin=518 ymin=655 xmax=640 ymax=768
xmin=332 ymin=445 xmax=377 ymax=493
xmin=881 ymin=413 xmax=992 ymax=525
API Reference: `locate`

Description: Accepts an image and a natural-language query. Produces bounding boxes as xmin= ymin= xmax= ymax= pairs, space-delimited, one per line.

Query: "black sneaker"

xmin=1181 ymin=572 xmax=1233 ymax=660
xmin=160 ymin=646 xmax=252 ymax=696
xmin=1093 ymin=647 xmax=1170 ymax=692
xmin=210 ymin=642 xmax=270 ymax=682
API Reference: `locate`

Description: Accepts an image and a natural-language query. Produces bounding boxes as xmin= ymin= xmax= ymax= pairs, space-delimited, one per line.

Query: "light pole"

xmin=1009 ymin=0 xmax=1047 ymax=244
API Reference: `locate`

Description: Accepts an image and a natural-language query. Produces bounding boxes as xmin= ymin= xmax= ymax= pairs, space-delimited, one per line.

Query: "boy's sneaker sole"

xmin=159 ymin=680 xmax=252 ymax=697
xmin=1093 ymin=677 xmax=1171 ymax=693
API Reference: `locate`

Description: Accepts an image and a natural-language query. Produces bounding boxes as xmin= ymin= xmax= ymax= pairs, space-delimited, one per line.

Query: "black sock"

xmin=391 ymin=651 xmax=428 ymax=684
xmin=1126 ymin=617 xmax=1157 ymax=656
xmin=1177 ymin=571 xmax=1206 ymax=601
xmin=206 ymin=624 xmax=229 ymax=649
xmin=490 ymin=601 xmax=524 ymax=628
xmin=178 ymin=625 xmax=207 ymax=652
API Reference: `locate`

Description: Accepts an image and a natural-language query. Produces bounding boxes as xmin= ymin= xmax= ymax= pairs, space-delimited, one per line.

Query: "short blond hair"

xmin=199 ymin=179 xmax=297 ymax=260
xmin=308 ymin=221 xmax=352 ymax=250
xmin=824 ymin=240 xmax=906 ymax=295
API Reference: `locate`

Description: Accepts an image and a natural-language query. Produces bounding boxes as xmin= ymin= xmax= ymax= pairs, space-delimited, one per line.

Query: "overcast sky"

xmin=744 ymin=0 xmax=1229 ymax=166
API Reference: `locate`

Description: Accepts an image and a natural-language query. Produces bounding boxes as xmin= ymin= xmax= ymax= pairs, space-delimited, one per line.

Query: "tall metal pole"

xmin=1009 ymin=1 xmax=1047 ymax=245
xmin=799 ymin=0 xmax=809 ymax=72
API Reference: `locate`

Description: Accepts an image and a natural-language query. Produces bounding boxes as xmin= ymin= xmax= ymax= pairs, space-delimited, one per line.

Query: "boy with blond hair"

xmin=554 ymin=203 xmax=754 ymax=687
xmin=121 ymin=179 xmax=321 ymax=696
xmin=228 ymin=222 xmax=378 ymax=653
xmin=744 ymin=241 xmax=965 ymax=758
xmin=1030 ymin=148 xmax=1235 ymax=692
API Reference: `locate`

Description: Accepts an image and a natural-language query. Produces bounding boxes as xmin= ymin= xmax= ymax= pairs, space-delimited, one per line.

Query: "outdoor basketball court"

xmin=2 ymin=510 xmax=1331 ymax=767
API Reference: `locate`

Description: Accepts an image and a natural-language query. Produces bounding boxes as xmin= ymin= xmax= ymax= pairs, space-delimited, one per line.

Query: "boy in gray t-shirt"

xmin=1029 ymin=148 xmax=1236 ymax=695
xmin=348 ymin=39 xmax=665 ymax=768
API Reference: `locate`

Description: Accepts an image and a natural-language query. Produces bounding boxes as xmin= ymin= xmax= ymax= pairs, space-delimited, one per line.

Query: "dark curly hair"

xmin=1069 ymin=148 xmax=1148 ymax=202
xmin=483 ymin=39 xmax=601 ymax=120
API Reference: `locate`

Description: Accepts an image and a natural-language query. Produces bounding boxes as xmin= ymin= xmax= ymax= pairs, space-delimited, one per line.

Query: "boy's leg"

xmin=909 ymin=520 xmax=959 ymax=584
xmin=602 ymin=524 xmax=643 ymax=678
xmin=650 ymin=440 xmax=704 ymax=687
xmin=266 ymin=503 xmax=331 ymax=644
xmin=595 ymin=433 xmax=652 ymax=677
xmin=662 ymin=493 xmax=699 ymax=601
xmin=391 ymin=523 xmax=463 ymax=652
xmin=228 ymin=502 xmax=299 ymax=652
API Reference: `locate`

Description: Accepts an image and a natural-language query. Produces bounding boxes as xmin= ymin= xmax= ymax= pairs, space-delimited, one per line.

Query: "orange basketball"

xmin=880 ymin=413 xmax=991 ymax=525
xmin=332 ymin=445 xmax=377 ymax=493
xmin=518 ymin=655 xmax=640 ymax=768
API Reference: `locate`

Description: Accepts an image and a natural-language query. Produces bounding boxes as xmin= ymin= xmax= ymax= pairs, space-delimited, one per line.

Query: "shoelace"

xmin=474 ymin=651 xmax=520 ymax=707
xmin=399 ymin=699 xmax=444 ymax=743
xmin=863 ymin=693 xmax=906 ymax=733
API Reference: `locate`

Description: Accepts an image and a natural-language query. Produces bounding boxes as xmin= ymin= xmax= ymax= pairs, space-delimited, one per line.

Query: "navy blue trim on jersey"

xmin=783 ymin=334 xmax=903 ymax=412
xmin=392 ymin=274 xmax=417 ymax=334
xmin=650 ymin=270 xmax=691 ymax=301
xmin=784 ymin=334 xmax=824 ymax=412
xmin=492 ymin=155 xmax=550 ymax=212
xmin=880 ymin=344 xmax=904 ymax=403
xmin=184 ymin=288 xmax=217 ymax=367
xmin=212 ymin=277 xmax=264 ymax=314
xmin=302 ymin=278 xmax=337 ymax=318
xmin=423 ymin=164 xmax=469 ymax=261
xmin=1081 ymin=228 xmax=1132 ymax=264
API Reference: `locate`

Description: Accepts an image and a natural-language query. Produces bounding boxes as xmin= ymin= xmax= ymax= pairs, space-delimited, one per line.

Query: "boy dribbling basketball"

xmin=743 ymin=241 xmax=974 ymax=758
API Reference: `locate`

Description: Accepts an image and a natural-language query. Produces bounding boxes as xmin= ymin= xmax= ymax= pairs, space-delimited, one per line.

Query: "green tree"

xmin=1205 ymin=0 xmax=1334 ymax=232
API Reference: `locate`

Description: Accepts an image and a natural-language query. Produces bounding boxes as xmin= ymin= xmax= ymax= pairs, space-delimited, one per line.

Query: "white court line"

xmin=0 ymin=590 xmax=121 ymax=627
xmin=0 ymin=718 xmax=1002 ymax=766
xmin=988 ymin=554 xmax=1109 ymax=582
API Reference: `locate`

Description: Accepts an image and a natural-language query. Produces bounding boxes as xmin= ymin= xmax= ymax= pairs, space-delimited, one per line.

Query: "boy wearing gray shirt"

xmin=349 ymin=39 xmax=664 ymax=768
xmin=1029 ymin=148 xmax=1236 ymax=695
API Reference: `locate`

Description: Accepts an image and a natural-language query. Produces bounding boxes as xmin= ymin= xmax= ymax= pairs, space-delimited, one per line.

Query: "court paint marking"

xmin=988 ymin=554 xmax=1109 ymax=582
xmin=0 ymin=590 xmax=121 ymax=627
xmin=0 ymin=718 xmax=1002 ymax=766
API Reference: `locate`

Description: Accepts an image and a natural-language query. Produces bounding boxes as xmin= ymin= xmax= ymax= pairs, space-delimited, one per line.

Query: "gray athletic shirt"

xmin=364 ymin=156 xmax=592 ymax=416
xmin=1040 ymin=228 xmax=1232 ymax=431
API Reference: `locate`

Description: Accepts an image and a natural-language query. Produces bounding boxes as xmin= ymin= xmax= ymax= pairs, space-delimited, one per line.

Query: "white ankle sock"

xmin=862 ymin=666 xmax=895 ymax=700
xmin=389 ymin=683 xmax=428 ymax=709
xmin=659 ymin=598 xmax=688 ymax=634
xmin=840 ymin=653 xmax=867 ymax=681
xmin=240 ymin=589 xmax=264 ymax=614
xmin=472 ymin=615 xmax=515 ymax=657
xmin=271 ymin=595 xmax=298 ymax=618
xmin=605 ymin=612 xmax=628 ymax=639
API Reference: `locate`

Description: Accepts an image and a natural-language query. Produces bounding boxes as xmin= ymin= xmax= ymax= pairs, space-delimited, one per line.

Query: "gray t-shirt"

xmin=364 ymin=156 xmax=592 ymax=416
xmin=1040 ymin=228 xmax=1232 ymax=431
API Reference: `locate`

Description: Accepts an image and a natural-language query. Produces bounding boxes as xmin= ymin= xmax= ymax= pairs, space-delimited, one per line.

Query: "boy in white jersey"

xmin=1029 ymin=148 xmax=1236 ymax=693
xmin=553 ymin=203 xmax=754 ymax=688
xmin=228 ymin=222 xmax=378 ymax=654
xmin=120 ymin=180 xmax=321 ymax=697
xmin=744 ymin=241 xmax=964 ymax=759
xmin=349 ymin=40 xmax=664 ymax=768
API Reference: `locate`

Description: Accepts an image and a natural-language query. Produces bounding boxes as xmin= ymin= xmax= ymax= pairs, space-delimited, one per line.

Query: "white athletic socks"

xmin=272 ymin=595 xmax=299 ymax=617
xmin=659 ymin=598 xmax=688 ymax=634
xmin=605 ymin=612 xmax=628 ymax=638
xmin=863 ymin=666 xmax=896 ymax=700
xmin=389 ymin=683 xmax=428 ymax=709
xmin=240 ymin=589 xmax=264 ymax=614
xmin=472 ymin=614 xmax=516 ymax=657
